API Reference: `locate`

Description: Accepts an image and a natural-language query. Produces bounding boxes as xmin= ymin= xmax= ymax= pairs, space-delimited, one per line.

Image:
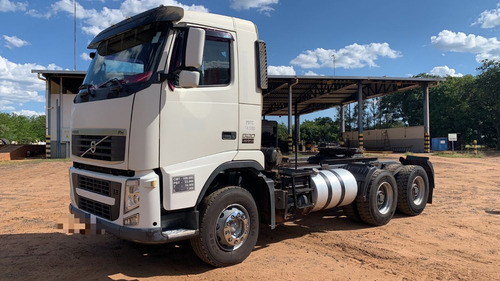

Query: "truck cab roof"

xmin=88 ymin=6 xmax=258 ymax=49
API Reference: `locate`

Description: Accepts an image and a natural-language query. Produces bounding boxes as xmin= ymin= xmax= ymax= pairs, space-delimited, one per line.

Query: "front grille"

xmin=78 ymin=175 xmax=111 ymax=196
xmin=72 ymin=174 xmax=121 ymax=221
xmin=72 ymin=134 xmax=126 ymax=162
xmin=73 ymin=162 xmax=135 ymax=177
xmin=79 ymin=197 xmax=112 ymax=220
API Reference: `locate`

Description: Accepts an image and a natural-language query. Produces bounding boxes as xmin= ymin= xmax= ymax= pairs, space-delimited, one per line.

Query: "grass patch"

xmin=363 ymin=152 xmax=390 ymax=158
xmin=0 ymin=158 xmax=70 ymax=166
xmin=431 ymin=151 xmax=483 ymax=158
xmin=482 ymin=150 xmax=500 ymax=156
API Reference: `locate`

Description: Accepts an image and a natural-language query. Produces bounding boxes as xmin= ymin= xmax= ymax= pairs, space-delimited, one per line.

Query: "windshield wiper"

xmin=78 ymin=83 xmax=93 ymax=90
xmin=99 ymin=78 xmax=124 ymax=90
xmin=78 ymin=84 xmax=95 ymax=97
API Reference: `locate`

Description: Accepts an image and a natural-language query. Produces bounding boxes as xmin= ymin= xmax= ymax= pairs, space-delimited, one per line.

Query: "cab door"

xmin=159 ymin=28 xmax=238 ymax=167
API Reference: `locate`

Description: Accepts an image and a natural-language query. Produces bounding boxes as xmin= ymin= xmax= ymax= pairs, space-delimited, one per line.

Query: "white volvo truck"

xmin=69 ymin=6 xmax=435 ymax=267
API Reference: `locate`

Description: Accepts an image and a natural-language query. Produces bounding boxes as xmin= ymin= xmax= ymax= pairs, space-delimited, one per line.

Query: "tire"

xmin=190 ymin=186 xmax=259 ymax=267
xmin=395 ymin=165 xmax=429 ymax=216
xmin=357 ymin=170 xmax=398 ymax=226
xmin=342 ymin=201 xmax=362 ymax=223
xmin=383 ymin=163 xmax=403 ymax=174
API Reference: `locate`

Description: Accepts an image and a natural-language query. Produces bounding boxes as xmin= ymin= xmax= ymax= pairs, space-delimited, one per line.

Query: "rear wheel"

xmin=357 ymin=170 xmax=398 ymax=226
xmin=395 ymin=165 xmax=429 ymax=216
xmin=383 ymin=163 xmax=403 ymax=174
xmin=191 ymin=186 xmax=259 ymax=267
xmin=342 ymin=201 xmax=362 ymax=222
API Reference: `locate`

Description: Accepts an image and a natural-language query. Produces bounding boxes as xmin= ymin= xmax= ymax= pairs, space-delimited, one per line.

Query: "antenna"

xmin=74 ymin=0 xmax=77 ymax=71
xmin=331 ymin=54 xmax=336 ymax=76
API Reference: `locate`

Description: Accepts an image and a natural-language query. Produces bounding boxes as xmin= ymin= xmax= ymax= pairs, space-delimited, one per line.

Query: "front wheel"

xmin=191 ymin=186 xmax=259 ymax=267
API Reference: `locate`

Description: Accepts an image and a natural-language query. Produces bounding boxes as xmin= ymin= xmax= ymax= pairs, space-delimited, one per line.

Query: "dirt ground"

xmin=0 ymin=154 xmax=499 ymax=281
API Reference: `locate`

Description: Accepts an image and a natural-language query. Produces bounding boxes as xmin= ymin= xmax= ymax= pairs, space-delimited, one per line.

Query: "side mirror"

xmin=185 ymin=28 xmax=205 ymax=68
xmin=178 ymin=70 xmax=200 ymax=88
xmin=89 ymin=52 xmax=96 ymax=59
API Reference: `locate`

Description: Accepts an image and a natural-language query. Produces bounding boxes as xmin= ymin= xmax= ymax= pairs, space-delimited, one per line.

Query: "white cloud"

xmin=0 ymin=56 xmax=62 ymax=112
xmin=473 ymin=3 xmax=500 ymax=28
xmin=0 ymin=0 xmax=27 ymax=12
xmin=430 ymin=30 xmax=500 ymax=62
xmin=430 ymin=30 xmax=500 ymax=53
xmin=290 ymin=43 xmax=401 ymax=70
xmin=230 ymin=0 xmax=278 ymax=15
xmin=475 ymin=51 xmax=500 ymax=62
xmin=304 ymin=71 xmax=320 ymax=76
xmin=80 ymin=52 xmax=92 ymax=61
xmin=29 ymin=0 xmax=209 ymax=37
xmin=12 ymin=109 xmax=44 ymax=116
xmin=3 ymin=35 xmax=30 ymax=49
xmin=429 ymin=66 xmax=463 ymax=77
xmin=0 ymin=100 xmax=15 ymax=111
xmin=268 ymin=65 xmax=295 ymax=75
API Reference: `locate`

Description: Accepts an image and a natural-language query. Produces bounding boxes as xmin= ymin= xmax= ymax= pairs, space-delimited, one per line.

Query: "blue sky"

xmin=1 ymin=0 xmax=500 ymax=118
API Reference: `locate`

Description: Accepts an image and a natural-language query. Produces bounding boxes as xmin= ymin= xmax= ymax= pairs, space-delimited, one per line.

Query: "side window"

xmin=199 ymin=37 xmax=231 ymax=86
xmin=168 ymin=29 xmax=232 ymax=86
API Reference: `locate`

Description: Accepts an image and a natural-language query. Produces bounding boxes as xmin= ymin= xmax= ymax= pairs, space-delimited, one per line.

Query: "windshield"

xmin=76 ymin=23 xmax=168 ymax=103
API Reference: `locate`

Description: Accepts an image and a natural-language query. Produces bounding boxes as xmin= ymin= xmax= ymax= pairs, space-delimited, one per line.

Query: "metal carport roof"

xmin=263 ymin=76 xmax=442 ymax=116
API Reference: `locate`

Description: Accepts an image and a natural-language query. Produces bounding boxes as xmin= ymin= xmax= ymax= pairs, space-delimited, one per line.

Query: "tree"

xmin=0 ymin=113 xmax=46 ymax=144
xmin=475 ymin=60 xmax=500 ymax=149
xmin=277 ymin=122 xmax=288 ymax=142
xmin=300 ymin=117 xmax=339 ymax=143
xmin=380 ymin=87 xmax=423 ymax=127
xmin=31 ymin=115 xmax=46 ymax=142
xmin=429 ymin=75 xmax=476 ymax=145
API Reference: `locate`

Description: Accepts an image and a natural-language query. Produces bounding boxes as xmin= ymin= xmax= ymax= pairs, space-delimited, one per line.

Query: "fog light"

xmin=124 ymin=179 xmax=140 ymax=213
xmin=123 ymin=213 xmax=139 ymax=226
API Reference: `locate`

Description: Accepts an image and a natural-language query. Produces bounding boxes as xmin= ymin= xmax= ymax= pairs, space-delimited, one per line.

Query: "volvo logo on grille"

xmin=90 ymin=141 xmax=97 ymax=153
xmin=80 ymin=136 xmax=110 ymax=157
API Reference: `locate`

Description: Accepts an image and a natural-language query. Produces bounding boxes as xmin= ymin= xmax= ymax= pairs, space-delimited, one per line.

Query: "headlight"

xmin=124 ymin=179 xmax=140 ymax=213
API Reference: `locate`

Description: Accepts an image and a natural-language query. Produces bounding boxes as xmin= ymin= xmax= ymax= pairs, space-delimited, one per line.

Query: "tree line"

xmin=0 ymin=113 xmax=46 ymax=144
xmin=278 ymin=60 xmax=500 ymax=149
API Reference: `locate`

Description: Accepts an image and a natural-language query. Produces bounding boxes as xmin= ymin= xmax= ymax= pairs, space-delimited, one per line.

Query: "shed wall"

xmin=343 ymin=126 xmax=424 ymax=152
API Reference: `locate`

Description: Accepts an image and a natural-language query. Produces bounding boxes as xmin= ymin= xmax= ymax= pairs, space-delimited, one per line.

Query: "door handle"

xmin=222 ymin=131 xmax=237 ymax=140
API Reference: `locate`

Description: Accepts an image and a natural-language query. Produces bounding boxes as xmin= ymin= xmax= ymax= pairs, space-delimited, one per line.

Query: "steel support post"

xmin=294 ymin=103 xmax=300 ymax=168
xmin=287 ymin=79 xmax=298 ymax=154
xmin=340 ymin=105 xmax=345 ymax=142
xmin=57 ymin=77 xmax=63 ymax=158
xmin=357 ymin=81 xmax=364 ymax=150
xmin=423 ymin=82 xmax=430 ymax=153
xmin=288 ymin=83 xmax=293 ymax=153
xmin=294 ymin=105 xmax=300 ymax=151
xmin=46 ymin=76 xmax=52 ymax=158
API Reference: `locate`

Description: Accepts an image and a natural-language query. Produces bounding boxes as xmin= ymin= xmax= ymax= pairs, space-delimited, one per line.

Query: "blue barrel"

xmin=431 ymin=137 xmax=448 ymax=151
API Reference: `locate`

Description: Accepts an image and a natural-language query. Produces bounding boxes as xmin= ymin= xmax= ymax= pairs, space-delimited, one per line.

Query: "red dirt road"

xmin=0 ymin=154 xmax=499 ymax=280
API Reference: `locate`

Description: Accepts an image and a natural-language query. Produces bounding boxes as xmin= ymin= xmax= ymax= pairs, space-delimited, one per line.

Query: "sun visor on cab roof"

xmin=87 ymin=5 xmax=184 ymax=49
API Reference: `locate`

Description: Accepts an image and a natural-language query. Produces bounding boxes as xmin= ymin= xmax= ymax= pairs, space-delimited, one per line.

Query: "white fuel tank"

xmin=310 ymin=169 xmax=358 ymax=212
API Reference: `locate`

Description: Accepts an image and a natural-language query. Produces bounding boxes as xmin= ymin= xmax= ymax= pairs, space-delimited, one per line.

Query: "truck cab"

xmin=70 ymin=5 xmax=272 ymax=264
